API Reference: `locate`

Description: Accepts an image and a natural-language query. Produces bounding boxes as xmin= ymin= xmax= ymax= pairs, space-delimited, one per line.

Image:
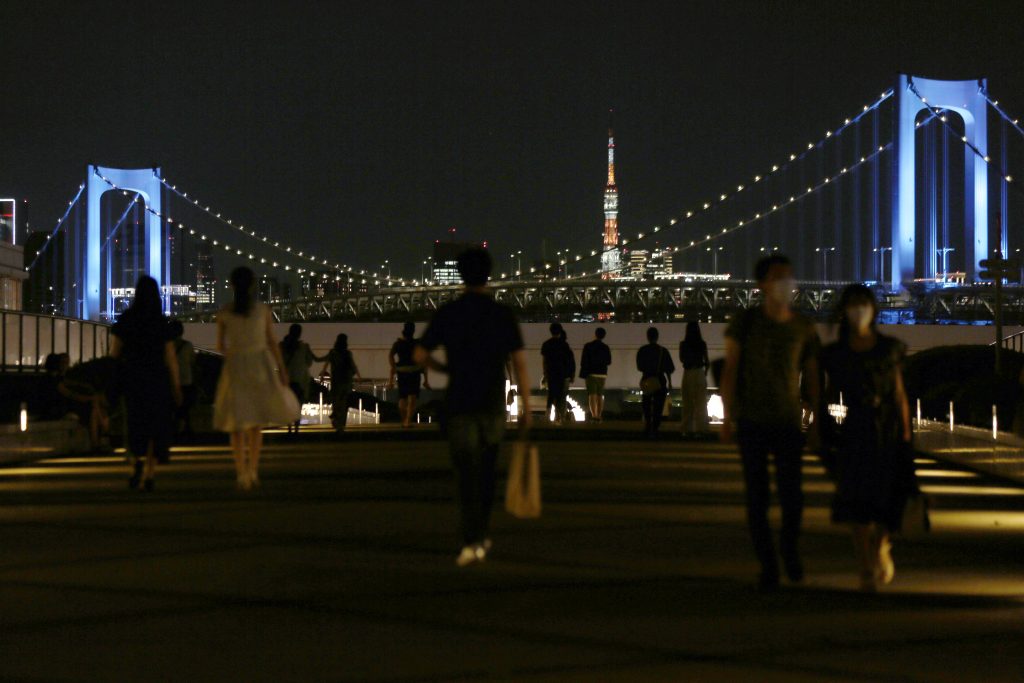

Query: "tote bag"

xmin=505 ymin=441 xmax=542 ymax=519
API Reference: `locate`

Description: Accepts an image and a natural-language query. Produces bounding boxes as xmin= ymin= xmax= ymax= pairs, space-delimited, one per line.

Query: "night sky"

xmin=3 ymin=1 xmax=1023 ymax=281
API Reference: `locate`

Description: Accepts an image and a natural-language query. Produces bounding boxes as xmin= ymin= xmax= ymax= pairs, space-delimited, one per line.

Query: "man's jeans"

xmin=736 ymin=419 xmax=805 ymax=577
xmin=448 ymin=412 xmax=506 ymax=546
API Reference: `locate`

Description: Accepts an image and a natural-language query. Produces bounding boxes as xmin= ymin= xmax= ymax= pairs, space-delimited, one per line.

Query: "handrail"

xmin=0 ymin=310 xmax=111 ymax=372
xmin=991 ymin=329 xmax=1024 ymax=353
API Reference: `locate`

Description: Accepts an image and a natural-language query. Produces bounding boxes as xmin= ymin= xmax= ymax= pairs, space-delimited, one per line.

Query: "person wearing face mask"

xmin=821 ymin=284 xmax=915 ymax=592
xmin=721 ymin=254 xmax=821 ymax=592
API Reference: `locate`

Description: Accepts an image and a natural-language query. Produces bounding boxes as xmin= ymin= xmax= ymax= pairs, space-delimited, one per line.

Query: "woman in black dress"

xmin=822 ymin=284 xmax=915 ymax=591
xmin=110 ymin=276 xmax=182 ymax=491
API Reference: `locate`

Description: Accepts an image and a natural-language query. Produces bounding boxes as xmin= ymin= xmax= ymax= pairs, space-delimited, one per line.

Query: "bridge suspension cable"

xmin=559 ymin=108 xmax=957 ymax=280
xmin=100 ymin=192 xmax=142 ymax=250
xmin=982 ymin=91 xmax=1024 ymax=142
xmin=153 ymin=173 xmax=401 ymax=284
xmin=24 ymin=183 xmax=86 ymax=272
xmin=909 ymin=81 xmax=1019 ymax=197
xmin=549 ymin=89 xmax=896 ymax=273
xmin=93 ymin=171 xmax=397 ymax=287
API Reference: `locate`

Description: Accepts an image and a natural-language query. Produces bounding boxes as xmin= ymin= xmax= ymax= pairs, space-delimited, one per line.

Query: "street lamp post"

xmin=936 ymin=247 xmax=955 ymax=282
xmin=706 ymin=246 xmax=723 ymax=276
xmin=873 ymin=247 xmax=892 ymax=286
xmin=815 ymin=246 xmax=836 ymax=282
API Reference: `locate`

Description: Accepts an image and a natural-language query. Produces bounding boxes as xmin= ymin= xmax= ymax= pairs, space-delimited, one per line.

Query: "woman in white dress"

xmin=214 ymin=267 xmax=297 ymax=489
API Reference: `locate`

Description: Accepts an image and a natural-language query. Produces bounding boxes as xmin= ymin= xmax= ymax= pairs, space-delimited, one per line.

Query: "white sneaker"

xmin=455 ymin=545 xmax=485 ymax=567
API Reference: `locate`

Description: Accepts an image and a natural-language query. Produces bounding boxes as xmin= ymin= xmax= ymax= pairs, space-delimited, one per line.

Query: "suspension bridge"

xmin=22 ymin=74 xmax=1024 ymax=323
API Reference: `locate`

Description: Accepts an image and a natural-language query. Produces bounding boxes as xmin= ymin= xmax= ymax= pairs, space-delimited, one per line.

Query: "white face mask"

xmin=766 ymin=278 xmax=794 ymax=305
xmin=845 ymin=304 xmax=874 ymax=333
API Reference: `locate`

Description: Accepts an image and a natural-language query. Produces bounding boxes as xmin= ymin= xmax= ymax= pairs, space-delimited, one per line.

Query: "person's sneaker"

xmin=455 ymin=545 xmax=485 ymax=567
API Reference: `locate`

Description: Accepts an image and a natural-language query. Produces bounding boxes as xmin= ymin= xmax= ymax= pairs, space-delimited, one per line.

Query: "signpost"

xmin=978 ymin=256 xmax=1018 ymax=374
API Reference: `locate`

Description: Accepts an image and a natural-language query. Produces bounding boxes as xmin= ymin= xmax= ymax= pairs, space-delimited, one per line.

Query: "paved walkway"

xmin=0 ymin=436 xmax=1022 ymax=681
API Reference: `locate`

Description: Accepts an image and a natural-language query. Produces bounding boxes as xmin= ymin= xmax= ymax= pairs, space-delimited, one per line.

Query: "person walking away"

xmin=389 ymin=321 xmax=431 ymax=428
xmin=170 ymin=320 xmax=197 ymax=439
xmin=214 ymin=267 xmax=295 ymax=490
xmin=110 ymin=276 xmax=182 ymax=492
xmin=541 ymin=323 xmax=574 ymax=423
xmin=822 ymin=284 xmax=915 ymax=591
xmin=679 ymin=321 xmax=711 ymax=438
xmin=415 ymin=247 xmax=532 ymax=567
xmin=580 ymin=327 xmax=612 ymax=422
xmin=280 ymin=324 xmax=326 ymax=434
xmin=721 ymin=254 xmax=820 ymax=591
xmin=321 ymin=333 xmax=363 ymax=434
xmin=636 ymin=327 xmax=674 ymax=438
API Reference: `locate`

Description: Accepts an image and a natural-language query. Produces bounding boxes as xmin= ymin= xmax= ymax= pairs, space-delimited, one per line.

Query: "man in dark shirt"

xmin=580 ymin=327 xmax=612 ymax=421
xmin=635 ymin=327 xmax=675 ymax=438
xmin=540 ymin=323 xmax=574 ymax=423
xmin=415 ymin=247 xmax=532 ymax=567
xmin=721 ymin=253 xmax=821 ymax=591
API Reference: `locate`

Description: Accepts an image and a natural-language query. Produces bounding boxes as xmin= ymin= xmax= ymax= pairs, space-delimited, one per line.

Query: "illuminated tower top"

xmin=601 ymin=111 xmax=621 ymax=276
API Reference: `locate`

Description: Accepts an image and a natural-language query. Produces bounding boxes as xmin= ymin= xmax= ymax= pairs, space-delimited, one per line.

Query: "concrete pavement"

xmin=0 ymin=434 xmax=1022 ymax=681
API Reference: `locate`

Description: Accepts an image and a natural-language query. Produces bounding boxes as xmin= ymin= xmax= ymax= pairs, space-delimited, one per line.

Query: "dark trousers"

xmin=737 ymin=420 xmax=805 ymax=577
xmin=331 ymin=386 xmax=352 ymax=431
xmin=448 ymin=413 xmax=505 ymax=545
xmin=546 ymin=379 xmax=568 ymax=420
xmin=641 ymin=389 xmax=668 ymax=436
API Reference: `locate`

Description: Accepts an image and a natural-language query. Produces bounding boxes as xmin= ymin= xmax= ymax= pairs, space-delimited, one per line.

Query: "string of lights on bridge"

xmin=909 ymin=81 xmax=1015 ymax=188
xmin=982 ymin=91 xmax=1024 ymax=142
xmin=561 ymin=87 xmax=1024 ymax=281
xmin=153 ymin=173 xmax=404 ymax=285
xmin=24 ymin=183 xmax=86 ymax=273
xmin=92 ymin=172 xmax=401 ymax=288
xmin=519 ymin=89 xmax=894 ymax=280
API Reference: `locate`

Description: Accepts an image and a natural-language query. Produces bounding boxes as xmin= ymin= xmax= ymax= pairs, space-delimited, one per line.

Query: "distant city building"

xmin=195 ymin=240 xmax=217 ymax=309
xmin=432 ymin=238 xmax=484 ymax=285
xmin=601 ymin=115 xmax=622 ymax=278
xmin=0 ymin=220 xmax=25 ymax=311
xmin=625 ymin=248 xmax=674 ymax=280
xmin=627 ymin=250 xmax=648 ymax=279
xmin=109 ymin=285 xmax=195 ymax=318
xmin=645 ymin=248 xmax=674 ymax=279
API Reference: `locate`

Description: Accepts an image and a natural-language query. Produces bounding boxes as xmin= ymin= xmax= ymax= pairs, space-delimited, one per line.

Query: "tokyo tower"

xmin=601 ymin=112 xmax=621 ymax=276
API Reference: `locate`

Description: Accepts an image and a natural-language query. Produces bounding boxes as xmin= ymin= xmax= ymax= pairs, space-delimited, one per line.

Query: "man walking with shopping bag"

xmin=415 ymin=247 xmax=532 ymax=567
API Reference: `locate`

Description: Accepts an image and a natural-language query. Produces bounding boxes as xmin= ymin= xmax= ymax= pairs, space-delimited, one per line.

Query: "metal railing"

xmin=1 ymin=311 xmax=111 ymax=372
xmin=992 ymin=329 xmax=1024 ymax=353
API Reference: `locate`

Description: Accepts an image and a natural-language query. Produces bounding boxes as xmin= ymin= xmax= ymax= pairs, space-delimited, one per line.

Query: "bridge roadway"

xmin=190 ymin=279 xmax=1024 ymax=324
xmin=0 ymin=425 xmax=1022 ymax=682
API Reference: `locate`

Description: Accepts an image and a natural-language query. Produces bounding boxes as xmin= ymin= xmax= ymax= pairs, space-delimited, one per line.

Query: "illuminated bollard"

xmin=375 ymin=401 xmax=379 ymax=425
xmin=19 ymin=402 xmax=27 ymax=432
xmin=358 ymin=398 xmax=363 ymax=425
xmin=993 ymin=405 xmax=998 ymax=440
xmin=916 ymin=398 xmax=921 ymax=426
xmin=318 ymin=393 xmax=324 ymax=425
xmin=949 ymin=401 xmax=954 ymax=432
xmin=416 ymin=413 xmax=420 ymax=424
